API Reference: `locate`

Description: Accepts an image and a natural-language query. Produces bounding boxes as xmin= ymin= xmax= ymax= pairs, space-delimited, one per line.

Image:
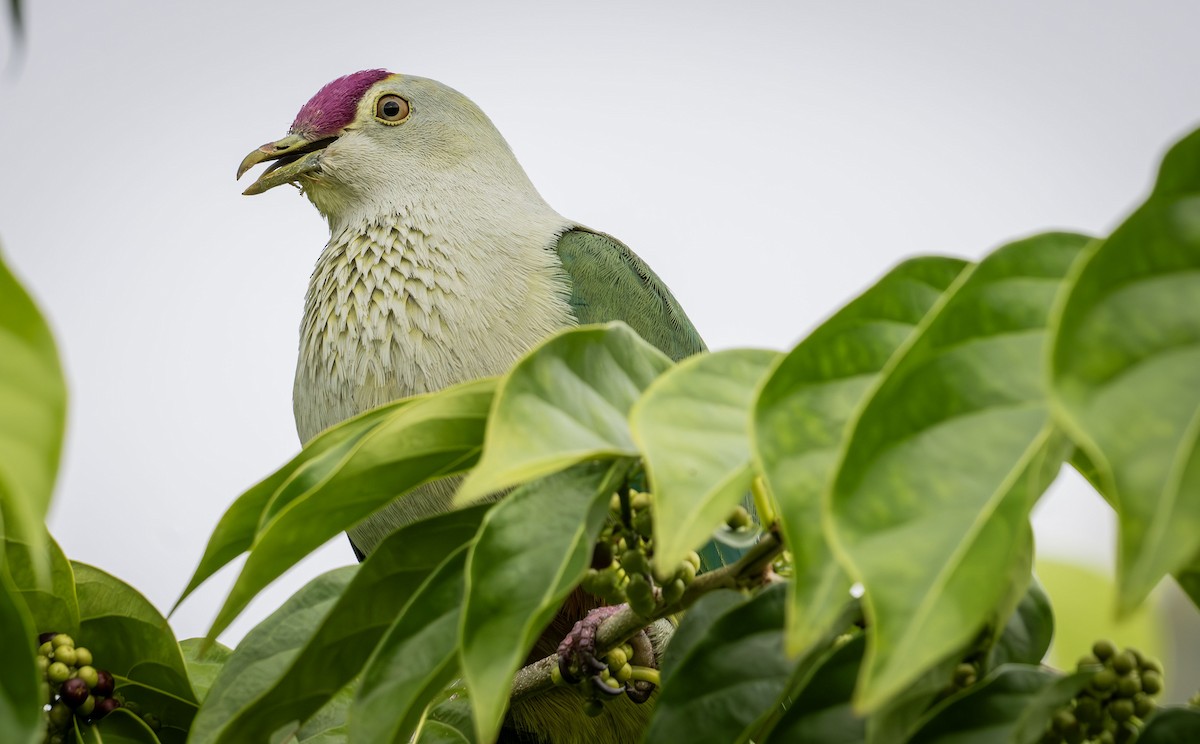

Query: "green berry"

xmin=1112 ymin=651 xmax=1137 ymax=676
xmin=38 ymin=641 xmax=53 ymax=657
xmin=626 ymin=575 xmax=655 ymax=616
xmin=1091 ymin=667 xmax=1117 ymax=691
xmin=630 ymin=490 xmax=651 ymax=512
xmin=1092 ymin=639 xmax=1117 ymax=661
xmin=1134 ymin=692 xmax=1155 ymax=718
xmin=1141 ymin=670 xmax=1163 ymax=695
xmin=683 ymin=551 xmax=701 ymax=572
xmin=953 ymin=663 xmax=977 ymax=688
xmin=53 ymin=645 xmax=76 ymax=666
xmin=621 ymin=549 xmax=648 ymax=576
xmin=1052 ymin=709 xmax=1076 ymax=733
xmin=48 ymin=700 xmax=72 ymax=729
xmin=662 ymin=577 xmax=686 ymax=605
xmin=1077 ymin=654 xmax=1100 ymax=669
xmin=1096 ymin=732 xmax=1115 ymax=744
xmin=633 ymin=510 xmax=654 ymax=539
xmin=1114 ymin=722 xmax=1138 ymax=744
xmin=1109 ymin=698 xmax=1134 ymax=722
xmin=1074 ymin=696 xmax=1102 ymax=723
xmin=35 ymin=655 xmax=50 ymax=676
xmin=77 ymin=665 xmax=99 ymax=689
xmin=615 ymin=663 xmax=633 ymax=683
xmin=1117 ymin=673 xmax=1141 ymax=698
xmin=606 ymin=647 xmax=629 ymax=669
xmin=77 ymin=695 xmax=96 ymax=718
xmin=676 ymin=560 xmax=697 ymax=585
xmin=1139 ymin=657 xmax=1163 ymax=675
xmin=74 ymin=647 xmax=93 ymax=667
xmin=609 ymin=492 xmax=622 ymax=513
xmin=50 ymin=634 xmax=74 ymax=649
xmin=726 ymin=505 xmax=752 ymax=530
xmin=48 ymin=661 xmax=70 ymax=684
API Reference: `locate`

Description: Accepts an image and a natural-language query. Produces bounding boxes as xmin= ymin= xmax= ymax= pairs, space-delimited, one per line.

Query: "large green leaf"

xmin=290 ymin=682 xmax=354 ymax=744
xmin=174 ymin=399 xmax=408 ymax=611
xmin=906 ymin=664 xmax=1058 ymax=744
xmin=1009 ymin=670 xmax=1092 ymax=744
xmin=645 ymin=584 xmax=792 ymax=744
xmin=827 ymin=232 xmax=1089 ymax=709
xmin=754 ymin=256 xmax=968 ymax=654
xmin=207 ymin=506 xmax=486 ymax=744
xmin=5 ymin=532 xmax=79 ymax=636
xmin=72 ymin=562 xmax=197 ymax=740
xmin=631 ymin=348 xmax=779 ymax=576
xmin=1049 ymin=130 xmax=1200 ymax=614
xmin=204 ymin=378 xmax=493 ymax=640
xmin=0 ymin=569 xmax=40 ymax=744
xmin=456 ymin=323 xmax=671 ymax=504
xmin=415 ymin=698 xmax=477 ymax=744
xmin=351 ymin=547 xmax=468 ymax=743
xmin=189 ymin=567 xmax=355 ymax=744
xmin=760 ymin=635 xmax=866 ymax=744
xmin=459 ymin=461 xmax=626 ymax=743
xmin=987 ymin=579 xmax=1053 ymax=670
xmin=88 ymin=708 xmax=167 ymax=744
xmin=178 ymin=639 xmax=231 ymax=704
xmin=1138 ymin=706 xmax=1200 ymax=743
xmin=0 ymin=246 xmax=66 ymax=579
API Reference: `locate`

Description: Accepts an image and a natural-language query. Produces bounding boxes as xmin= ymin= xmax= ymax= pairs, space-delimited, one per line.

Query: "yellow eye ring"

xmin=374 ymin=94 xmax=410 ymax=125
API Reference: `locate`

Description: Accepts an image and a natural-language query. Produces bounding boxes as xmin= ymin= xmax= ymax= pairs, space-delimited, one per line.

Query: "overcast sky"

xmin=2 ymin=1 xmax=1198 ymax=645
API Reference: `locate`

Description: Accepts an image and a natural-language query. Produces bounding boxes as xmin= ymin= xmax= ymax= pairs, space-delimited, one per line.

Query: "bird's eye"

xmin=375 ymin=94 xmax=410 ymax=124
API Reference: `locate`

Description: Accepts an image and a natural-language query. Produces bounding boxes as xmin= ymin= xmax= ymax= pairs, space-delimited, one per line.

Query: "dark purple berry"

xmin=94 ymin=669 xmax=115 ymax=697
xmin=92 ymin=697 xmax=121 ymax=720
xmin=61 ymin=677 xmax=89 ymax=708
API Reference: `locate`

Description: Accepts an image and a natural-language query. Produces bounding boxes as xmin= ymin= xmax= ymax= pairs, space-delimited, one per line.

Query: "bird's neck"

xmin=293 ymin=195 xmax=575 ymax=443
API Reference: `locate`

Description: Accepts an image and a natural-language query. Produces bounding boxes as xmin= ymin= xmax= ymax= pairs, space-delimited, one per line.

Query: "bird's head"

xmin=237 ymin=70 xmax=528 ymax=222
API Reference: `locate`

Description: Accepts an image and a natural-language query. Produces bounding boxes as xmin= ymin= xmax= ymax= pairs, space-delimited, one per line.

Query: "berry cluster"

xmin=1041 ymin=640 xmax=1164 ymax=744
xmin=580 ymin=488 xmax=708 ymax=616
xmin=36 ymin=632 xmax=120 ymax=742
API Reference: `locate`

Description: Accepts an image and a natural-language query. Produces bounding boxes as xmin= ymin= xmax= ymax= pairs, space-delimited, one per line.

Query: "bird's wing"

xmin=555 ymin=228 xmax=744 ymax=572
xmin=553 ymin=228 xmax=706 ymax=362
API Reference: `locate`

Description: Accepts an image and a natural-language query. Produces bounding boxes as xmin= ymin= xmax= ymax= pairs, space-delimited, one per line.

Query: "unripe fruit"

xmin=35 ymin=655 xmax=50 ymax=676
xmin=1096 ymin=732 xmax=1114 ymax=744
xmin=48 ymin=700 xmax=72 ymax=729
xmin=633 ymin=510 xmax=653 ymax=538
xmin=1112 ymin=651 xmax=1137 ymax=676
xmin=616 ymin=663 xmax=633 ymax=683
xmin=1091 ymin=668 xmax=1117 ymax=692
xmin=38 ymin=641 xmax=54 ymax=657
xmin=50 ymin=634 xmax=74 ymax=650
xmin=1092 ymin=639 xmax=1116 ymax=661
xmin=1134 ymin=693 xmax=1155 ymax=718
xmin=630 ymin=490 xmax=651 ymax=512
xmin=726 ymin=505 xmax=752 ymax=530
xmin=953 ymin=663 xmax=977 ymax=688
xmin=77 ymin=665 xmax=99 ymax=689
xmin=1114 ymin=722 xmax=1138 ymax=744
xmin=677 ymin=561 xmax=697 ymax=585
xmin=48 ymin=662 xmax=71 ymax=684
xmin=1074 ymin=696 xmax=1101 ymax=723
xmin=684 ymin=551 xmax=701 ymax=572
xmin=1141 ymin=670 xmax=1163 ymax=695
xmin=1052 ymin=709 xmax=1076 ymax=732
xmin=1109 ymin=698 xmax=1134 ymax=722
xmin=609 ymin=493 xmax=622 ymax=513
xmin=1140 ymin=657 xmax=1162 ymax=675
xmin=61 ymin=677 xmax=89 ymax=708
xmin=621 ymin=549 xmax=648 ymax=576
xmin=77 ymin=695 xmax=96 ymax=717
xmin=74 ymin=647 xmax=93 ymax=667
xmin=626 ymin=575 xmax=655 ymax=616
xmin=1077 ymin=654 xmax=1100 ymax=669
xmin=1116 ymin=674 xmax=1140 ymax=698
xmin=53 ymin=645 xmax=76 ymax=666
xmin=94 ymin=669 xmax=115 ymax=697
xmin=662 ymin=577 xmax=686 ymax=605
xmin=93 ymin=697 xmax=121 ymax=720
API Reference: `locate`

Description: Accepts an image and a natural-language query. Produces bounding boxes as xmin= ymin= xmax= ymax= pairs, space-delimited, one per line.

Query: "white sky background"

xmin=1 ymin=1 xmax=1197 ymax=645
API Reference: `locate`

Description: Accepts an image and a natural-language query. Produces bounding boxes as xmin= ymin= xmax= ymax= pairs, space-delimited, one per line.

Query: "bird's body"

xmin=239 ymin=70 xmax=705 ymax=742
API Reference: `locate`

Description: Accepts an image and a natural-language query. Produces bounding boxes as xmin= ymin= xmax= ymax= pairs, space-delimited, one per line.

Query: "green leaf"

xmin=0 ymin=246 xmax=66 ymax=580
xmin=827 ymin=232 xmax=1090 ymax=709
xmin=190 ymin=567 xmax=355 ymax=744
xmin=92 ymin=707 xmax=167 ymax=743
xmin=456 ymin=323 xmax=671 ymax=504
xmin=761 ymin=635 xmax=866 ymax=744
xmin=864 ymin=652 xmax=958 ymax=744
xmin=987 ymin=579 xmax=1053 ymax=669
xmin=415 ymin=698 xmax=477 ymax=744
xmin=1009 ymin=669 xmax=1092 ymax=744
xmin=631 ymin=348 xmax=779 ymax=576
xmin=1138 ymin=706 xmax=1200 ymax=743
xmin=459 ymin=461 xmax=627 ymax=743
xmin=215 ymin=506 xmax=486 ymax=744
xmin=351 ymin=547 xmax=469 ymax=743
xmin=754 ymin=256 xmax=968 ymax=654
xmin=907 ymin=664 xmax=1058 ymax=744
xmin=5 ymin=532 xmax=79 ymax=636
xmin=290 ymin=682 xmax=354 ymax=743
xmin=174 ymin=399 xmax=407 ymax=612
xmin=178 ymin=639 xmax=232 ymax=704
xmin=645 ymin=584 xmax=792 ymax=744
xmin=205 ymin=378 xmax=493 ymax=640
xmin=1049 ymin=131 xmax=1200 ymax=614
xmin=0 ymin=569 xmax=40 ymax=744
xmin=72 ymin=562 xmax=197 ymax=737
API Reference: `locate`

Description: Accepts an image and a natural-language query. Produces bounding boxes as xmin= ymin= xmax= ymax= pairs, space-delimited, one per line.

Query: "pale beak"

xmin=237 ymin=133 xmax=336 ymax=195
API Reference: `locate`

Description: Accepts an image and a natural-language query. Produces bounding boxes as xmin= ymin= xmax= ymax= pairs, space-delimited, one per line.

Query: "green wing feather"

xmin=554 ymin=228 xmax=747 ymax=571
xmin=554 ymin=229 xmax=705 ymax=362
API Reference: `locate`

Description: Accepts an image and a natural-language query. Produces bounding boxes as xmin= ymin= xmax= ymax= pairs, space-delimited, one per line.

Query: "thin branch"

xmin=510 ymin=528 xmax=785 ymax=704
